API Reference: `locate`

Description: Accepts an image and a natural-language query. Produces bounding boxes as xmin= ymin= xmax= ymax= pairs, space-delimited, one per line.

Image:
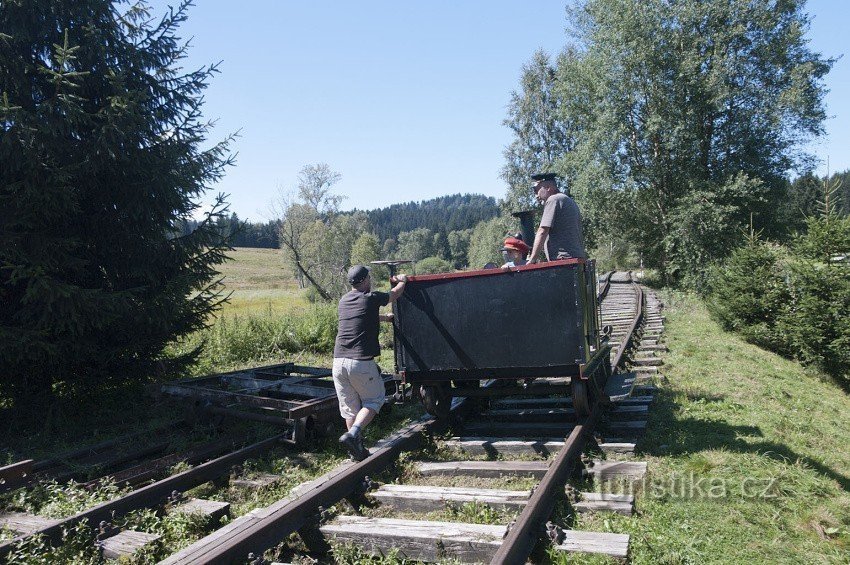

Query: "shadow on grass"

xmin=0 ymin=381 xmax=182 ymax=461
xmin=637 ymin=389 xmax=850 ymax=493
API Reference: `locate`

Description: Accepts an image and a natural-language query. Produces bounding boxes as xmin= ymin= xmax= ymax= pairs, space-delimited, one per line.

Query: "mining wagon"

xmin=391 ymin=258 xmax=611 ymax=418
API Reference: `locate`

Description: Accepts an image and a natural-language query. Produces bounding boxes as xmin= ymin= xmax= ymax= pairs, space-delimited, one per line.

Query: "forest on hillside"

xmin=185 ymin=193 xmax=501 ymax=260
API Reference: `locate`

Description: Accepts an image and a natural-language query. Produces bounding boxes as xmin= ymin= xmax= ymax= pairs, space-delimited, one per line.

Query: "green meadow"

xmin=216 ymin=247 xmax=308 ymax=315
xmin=568 ymin=291 xmax=850 ymax=564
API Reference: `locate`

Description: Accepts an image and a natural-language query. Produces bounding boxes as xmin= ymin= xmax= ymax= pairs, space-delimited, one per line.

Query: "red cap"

xmin=501 ymin=237 xmax=529 ymax=254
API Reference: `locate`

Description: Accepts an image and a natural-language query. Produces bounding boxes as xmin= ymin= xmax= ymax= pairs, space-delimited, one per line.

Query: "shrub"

xmin=294 ymin=304 xmax=338 ymax=352
xmin=708 ymin=176 xmax=850 ymax=384
xmin=778 ymin=260 xmax=850 ymax=377
xmin=707 ymin=238 xmax=791 ymax=353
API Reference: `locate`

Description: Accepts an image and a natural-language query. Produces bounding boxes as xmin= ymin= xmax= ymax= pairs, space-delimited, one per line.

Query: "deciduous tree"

xmin=504 ymin=0 xmax=833 ymax=286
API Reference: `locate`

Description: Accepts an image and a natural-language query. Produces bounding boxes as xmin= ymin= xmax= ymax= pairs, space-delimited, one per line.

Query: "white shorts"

xmin=332 ymin=358 xmax=386 ymax=418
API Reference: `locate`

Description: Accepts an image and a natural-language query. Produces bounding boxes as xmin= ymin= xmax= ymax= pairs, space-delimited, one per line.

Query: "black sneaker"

xmin=339 ymin=431 xmax=369 ymax=461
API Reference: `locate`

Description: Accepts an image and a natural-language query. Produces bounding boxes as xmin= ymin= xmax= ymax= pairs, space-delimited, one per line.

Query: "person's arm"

xmin=388 ymin=274 xmax=408 ymax=303
xmin=379 ymin=312 xmax=394 ymax=322
xmin=528 ymin=226 xmax=549 ymax=263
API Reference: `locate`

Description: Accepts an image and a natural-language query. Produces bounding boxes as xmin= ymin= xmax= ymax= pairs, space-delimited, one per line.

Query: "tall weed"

xmin=169 ymin=304 xmax=340 ymax=374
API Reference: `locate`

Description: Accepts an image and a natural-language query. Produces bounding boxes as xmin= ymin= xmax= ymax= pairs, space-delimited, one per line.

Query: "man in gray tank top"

xmin=527 ymin=172 xmax=586 ymax=262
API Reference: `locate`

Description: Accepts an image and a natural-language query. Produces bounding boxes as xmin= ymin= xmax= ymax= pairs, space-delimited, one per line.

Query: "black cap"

xmin=531 ymin=172 xmax=558 ymax=181
xmin=347 ymin=265 xmax=370 ymax=285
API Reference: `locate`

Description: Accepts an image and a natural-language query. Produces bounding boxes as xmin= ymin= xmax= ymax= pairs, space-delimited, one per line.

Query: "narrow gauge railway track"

xmin=0 ymin=422 xmax=188 ymax=495
xmin=160 ymin=271 xmax=666 ymax=564
xmin=0 ymin=428 xmax=293 ymax=561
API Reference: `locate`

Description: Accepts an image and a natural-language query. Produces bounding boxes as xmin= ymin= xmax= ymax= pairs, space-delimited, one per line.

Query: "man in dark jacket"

xmin=333 ymin=265 xmax=408 ymax=461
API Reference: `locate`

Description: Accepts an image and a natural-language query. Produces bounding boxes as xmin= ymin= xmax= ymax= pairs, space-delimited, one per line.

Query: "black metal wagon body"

xmin=392 ymin=259 xmax=609 ymax=416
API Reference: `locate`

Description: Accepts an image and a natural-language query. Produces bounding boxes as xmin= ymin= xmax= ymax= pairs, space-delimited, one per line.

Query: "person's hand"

xmin=392 ymin=274 xmax=408 ymax=283
xmin=385 ymin=312 xmax=394 ymax=322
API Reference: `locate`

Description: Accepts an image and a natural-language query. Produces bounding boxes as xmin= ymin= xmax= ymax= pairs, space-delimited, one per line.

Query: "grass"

xmin=12 ymin=249 xmax=850 ymax=562
xmin=0 ymin=247 xmax=418 ymax=562
xmin=565 ymin=291 xmax=850 ymax=564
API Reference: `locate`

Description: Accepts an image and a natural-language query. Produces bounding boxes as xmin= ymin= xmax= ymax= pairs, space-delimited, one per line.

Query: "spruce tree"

xmin=0 ymin=1 xmax=233 ymax=405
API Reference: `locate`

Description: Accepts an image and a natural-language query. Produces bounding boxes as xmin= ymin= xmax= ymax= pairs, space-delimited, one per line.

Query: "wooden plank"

xmin=597 ymin=442 xmax=636 ymax=454
xmin=489 ymin=395 xmax=652 ymax=410
xmin=633 ymin=357 xmax=663 ymax=366
xmin=607 ymin=420 xmax=647 ymax=432
xmin=443 ymin=437 xmax=563 ymax=457
xmin=632 ymin=385 xmax=659 ymax=395
xmin=269 ymin=384 xmax=336 ymax=398
xmin=225 ymin=375 xmax=300 ymax=392
xmin=462 ymin=421 xmax=575 ymax=437
xmin=320 ymin=516 xmax=507 ymax=563
xmin=554 ymin=529 xmax=630 ymax=558
xmin=0 ymin=512 xmax=61 ymax=535
xmin=371 ymin=484 xmax=529 ymax=512
xmin=171 ymin=498 xmax=230 ymax=523
xmin=616 ymin=395 xmax=655 ymax=404
xmin=417 ymin=460 xmax=549 ymax=479
xmin=604 ymin=371 xmax=636 ymax=402
xmin=609 ymin=405 xmax=649 ymax=419
xmin=100 ymin=529 xmax=160 ymax=559
xmin=574 ymin=492 xmax=633 ymax=515
xmin=584 ymin=460 xmax=647 ymax=481
xmin=578 ymin=492 xmax=633 ymax=503
xmin=481 ymin=407 xmax=575 ymax=422
xmin=444 ymin=437 xmax=637 ymax=457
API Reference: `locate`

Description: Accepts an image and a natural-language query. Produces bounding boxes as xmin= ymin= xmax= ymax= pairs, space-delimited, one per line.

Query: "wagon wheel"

xmin=572 ymin=378 xmax=591 ymax=418
xmin=420 ymin=383 xmax=452 ymax=419
xmin=292 ymin=416 xmax=316 ymax=445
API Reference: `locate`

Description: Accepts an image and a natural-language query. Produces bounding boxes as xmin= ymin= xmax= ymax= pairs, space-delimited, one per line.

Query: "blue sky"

xmin=148 ymin=0 xmax=850 ymax=222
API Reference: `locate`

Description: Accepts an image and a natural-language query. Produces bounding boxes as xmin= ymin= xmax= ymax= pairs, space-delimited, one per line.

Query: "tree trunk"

xmin=295 ymin=259 xmax=332 ymax=301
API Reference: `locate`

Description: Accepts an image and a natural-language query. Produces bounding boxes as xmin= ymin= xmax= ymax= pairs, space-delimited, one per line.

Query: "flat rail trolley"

xmin=161 ymin=362 xmax=396 ymax=443
xmin=392 ymin=259 xmax=611 ymax=417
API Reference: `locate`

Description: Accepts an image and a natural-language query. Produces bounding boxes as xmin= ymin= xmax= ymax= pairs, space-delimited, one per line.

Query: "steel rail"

xmin=596 ymin=270 xmax=613 ymax=300
xmin=168 ymin=406 xmax=469 ymax=564
xmin=610 ymin=276 xmax=644 ymax=370
xmin=0 ymin=422 xmax=186 ymax=495
xmin=490 ymin=275 xmax=643 ymax=565
xmin=489 ymin=405 xmax=602 ymax=564
xmin=0 ymin=433 xmax=289 ymax=560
